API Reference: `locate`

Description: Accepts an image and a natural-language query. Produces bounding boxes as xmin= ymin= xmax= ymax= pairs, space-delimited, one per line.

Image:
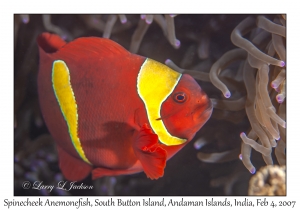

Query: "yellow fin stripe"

xmin=52 ymin=60 xmax=91 ymax=164
xmin=137 ymin=58 xmax=186 ymax=146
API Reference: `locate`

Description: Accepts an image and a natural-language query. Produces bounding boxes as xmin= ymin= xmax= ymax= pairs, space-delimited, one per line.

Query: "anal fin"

xmin=57 ymin=145 xmax=92 ymax=181
xmin=133 ymin=124 xmax=167 ymax=180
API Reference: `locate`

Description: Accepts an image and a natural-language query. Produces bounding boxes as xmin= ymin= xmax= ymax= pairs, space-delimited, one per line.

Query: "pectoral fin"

xmin=133 ymin=124 xmax=167 ymax=179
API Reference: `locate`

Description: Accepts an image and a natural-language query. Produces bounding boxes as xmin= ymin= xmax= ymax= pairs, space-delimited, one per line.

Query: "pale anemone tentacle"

xmin=103 ymin=15 xmax=118 ymax=38
xmin=267 ymin=41 xmax=276 ymax=56
xmin=247 ymin=54 xmax=286 ymax=129
xmin=275 ymin=103 xmax=286 ymax=165
xmin=129 ymin=18 xmax=150 ymax=53
xmin=80 ymin=15 xmax=105 ymax=32
xmin=257 ymin=16 xmax=286 ymax=37
xmin=209 ymin=48 xmax=247 ymax=98
xmin=272 ymin=33 xmax=286 ymax=61
xmin=118 ymin=15 xmax=127 ymax=24
xmin=153 ymin=15 xmax=168 ymax=36
xmin=276 ymin=80 xmax=286 ymax=104
xmin=165 ymin=59 xmax=210 ymax=82
xmin=42 ymin=15 xmax=70 ymax=40
xmin=242 ymin=61 xmax=273 ymax=165
xmin=231 ymin=16 xmax=285 ymax=67
xmin=211 ymin=96 xmax=246 ymax=111
xmin=279 ymin=15 xmax=286 ymax=26
xmin=271 ymin=69 xmax=286 ymax=89
xmin=165 ymin=15 xmax=180 ymax=49
xmin=20 ymin=14 xmax=30 ymax=24
xmin=240 ymin=131 xmax=256 ymax=174
xmin=145 ymin=15 xmax=154 ymax=24
xmin=197 ymin=148 xmax=240 ymax=163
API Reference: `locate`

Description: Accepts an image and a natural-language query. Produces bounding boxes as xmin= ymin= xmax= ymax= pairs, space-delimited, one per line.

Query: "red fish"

xmin=37 ymin=32 xmax=212 ymax=181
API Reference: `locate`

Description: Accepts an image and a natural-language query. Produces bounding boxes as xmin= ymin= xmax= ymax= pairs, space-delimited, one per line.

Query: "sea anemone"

xmin=165 ymin=15 xmax=286 ymax=176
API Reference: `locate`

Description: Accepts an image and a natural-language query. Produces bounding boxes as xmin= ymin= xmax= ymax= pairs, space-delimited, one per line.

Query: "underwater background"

xmin=14 ymin=14 xmax=286 ymax=196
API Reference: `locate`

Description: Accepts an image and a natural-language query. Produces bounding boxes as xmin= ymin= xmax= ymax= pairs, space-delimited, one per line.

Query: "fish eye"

xmin=173 ymin=92 xmax=187 ymax=103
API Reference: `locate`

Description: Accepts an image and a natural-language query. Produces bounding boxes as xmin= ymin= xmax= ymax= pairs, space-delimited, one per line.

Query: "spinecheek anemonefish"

xmin=37 ymin=32 xmax=213 ymax=181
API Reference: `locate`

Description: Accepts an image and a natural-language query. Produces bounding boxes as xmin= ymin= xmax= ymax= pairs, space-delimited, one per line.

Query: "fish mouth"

xmin=193 ymin=99 xmax=213 ymax=122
